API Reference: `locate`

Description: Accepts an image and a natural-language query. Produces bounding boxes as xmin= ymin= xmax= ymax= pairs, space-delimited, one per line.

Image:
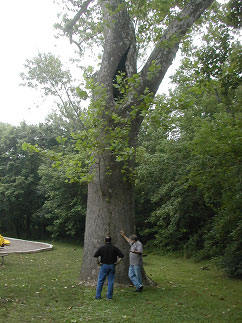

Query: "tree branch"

xmin=64 ymin=0 xmax=93 ymax=42
xmin=96 ymin=0 xmax=137 ymax=103
xmin=140 ymin=0 xmax=216 ymax=95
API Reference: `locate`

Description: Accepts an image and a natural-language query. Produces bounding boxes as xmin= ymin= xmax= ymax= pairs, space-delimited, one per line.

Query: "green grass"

xmin=0 ymin=242 xmax=242 ymax=322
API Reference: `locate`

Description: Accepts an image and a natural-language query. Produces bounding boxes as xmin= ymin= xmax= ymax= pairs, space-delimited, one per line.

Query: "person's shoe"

xmin=95 ymin=297 xmax=101 ymax=300
xmin=137 ymin=285 xmax=143 ymax=292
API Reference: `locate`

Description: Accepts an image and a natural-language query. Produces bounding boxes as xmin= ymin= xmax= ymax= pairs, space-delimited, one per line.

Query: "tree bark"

xmin=80 ymin=0 xmax=215 ymax=284
xmin=80 ymin=155 xmax=136 ymax=284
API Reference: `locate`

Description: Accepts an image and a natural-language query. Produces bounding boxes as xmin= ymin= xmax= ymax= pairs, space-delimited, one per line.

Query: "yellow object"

xmin=4 ymin=239 xmax=10 ymax=245
xmin=0 ymin=234 xmax=4 ymax=247
xmin=0 ymin=234 xmax=10 ymax=247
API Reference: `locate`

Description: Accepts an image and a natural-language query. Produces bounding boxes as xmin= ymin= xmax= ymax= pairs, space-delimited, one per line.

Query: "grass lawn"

xmin=0 ymin=242 xmax=242 ymax=322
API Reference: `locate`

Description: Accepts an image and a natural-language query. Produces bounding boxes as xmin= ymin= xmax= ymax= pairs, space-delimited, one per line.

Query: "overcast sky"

xmin=0 ymin=0 xmax=178 ymax=126
xmin=0 ymin=0 xmax=76 ymax=125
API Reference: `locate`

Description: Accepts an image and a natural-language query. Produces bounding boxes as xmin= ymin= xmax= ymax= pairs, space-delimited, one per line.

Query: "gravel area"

xmin=0 ymin=237 xmax=53 ymax=254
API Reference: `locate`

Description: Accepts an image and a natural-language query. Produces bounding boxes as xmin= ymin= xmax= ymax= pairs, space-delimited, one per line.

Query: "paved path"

xmin=0 ymin=237 xmax=53 ymax=254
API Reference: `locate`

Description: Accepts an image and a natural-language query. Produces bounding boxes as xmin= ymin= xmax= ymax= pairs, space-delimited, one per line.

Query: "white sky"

xmin=0 ymin=0 xmax=177 ymax=126
xmin=0 ymin=0 xmax=77 ymax=126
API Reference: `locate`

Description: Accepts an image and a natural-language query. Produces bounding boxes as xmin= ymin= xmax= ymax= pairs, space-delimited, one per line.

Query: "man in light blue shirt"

xmin=120 ymin=231 xmax=143 ymax=292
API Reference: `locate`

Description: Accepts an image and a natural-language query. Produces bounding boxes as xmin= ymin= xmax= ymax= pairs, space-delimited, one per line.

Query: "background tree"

xmin=20 ymin=53 xmax=90 ymax=240
xmin=20 ymin=52 xmax=84 ymax=132
xmin=135 ymin=14 xmax=242 ymax=277
xmin=37 ymin=160 xmax=87 ymax=241
xmin=0 ymin=122 xmax=44 ymax=238
xmin=36 ymin=114 xmax=88 ymax=240
xmin=0 ymin=114 xmax=87 ymax=241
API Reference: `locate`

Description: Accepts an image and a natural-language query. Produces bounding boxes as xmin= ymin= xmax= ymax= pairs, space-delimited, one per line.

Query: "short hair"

xmin=105 ymin=236 xmax=111 ymax=243
xmin=129 ymin=235 xmax=138 ymax=241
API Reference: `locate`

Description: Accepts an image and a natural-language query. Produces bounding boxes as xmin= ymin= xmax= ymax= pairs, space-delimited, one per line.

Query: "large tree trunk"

xmin=80 ymin=154 xmax=136 ymax=284
xmin=79 ymin=0 xmax=215 ymax=284
xmin=80 ymin=0 xmax=139 ymax=284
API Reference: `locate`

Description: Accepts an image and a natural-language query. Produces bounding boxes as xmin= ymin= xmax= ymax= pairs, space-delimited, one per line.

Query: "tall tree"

xmin=0 ymin=122 xmax=45 ymax=238
xmin=20 ymin=52 xmax=84 ymax=132
xmin=134 ymin=18 xmax=242 ymax=276
xmin=55 ymin=0 xmax=217 ymax=284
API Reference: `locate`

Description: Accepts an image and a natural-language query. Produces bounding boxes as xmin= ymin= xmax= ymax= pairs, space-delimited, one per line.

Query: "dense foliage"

xmin=135 ymin=21 xmax=242 ymax=277
xmin=0 ymin=122 xmax=45 ymax=238
xmin=0 ymin=118 xmax=87 ymax=241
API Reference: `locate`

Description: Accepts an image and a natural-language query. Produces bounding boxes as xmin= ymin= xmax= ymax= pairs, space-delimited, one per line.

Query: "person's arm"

xmin=114 ymin=256 xmax=122 ymax=265
xmin=130 ymin=242 xmax=143 ymax=255
xmin=96 ymin=256 xmax=102 ymax=266
xmin=130 ymin=250 xmax=142 ymax=255
xmin=114 ymin=247 xmax=124 ymax=265
xmin=94 ymin=248 xmax=102 ymax=265
xmin=120 ymin=231 xmax=131 ymax=243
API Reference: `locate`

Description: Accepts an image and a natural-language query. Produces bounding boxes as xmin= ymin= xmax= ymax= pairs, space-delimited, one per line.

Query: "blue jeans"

xmin=95 ymin=264 xmax=116 ymax=299
xmin=128 ymin=265 xmax=142 ymax=290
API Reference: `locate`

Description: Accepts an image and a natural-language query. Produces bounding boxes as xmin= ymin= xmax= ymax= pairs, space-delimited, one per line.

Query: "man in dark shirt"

xmin=94 ymin=236 xmax=124 ymax=299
